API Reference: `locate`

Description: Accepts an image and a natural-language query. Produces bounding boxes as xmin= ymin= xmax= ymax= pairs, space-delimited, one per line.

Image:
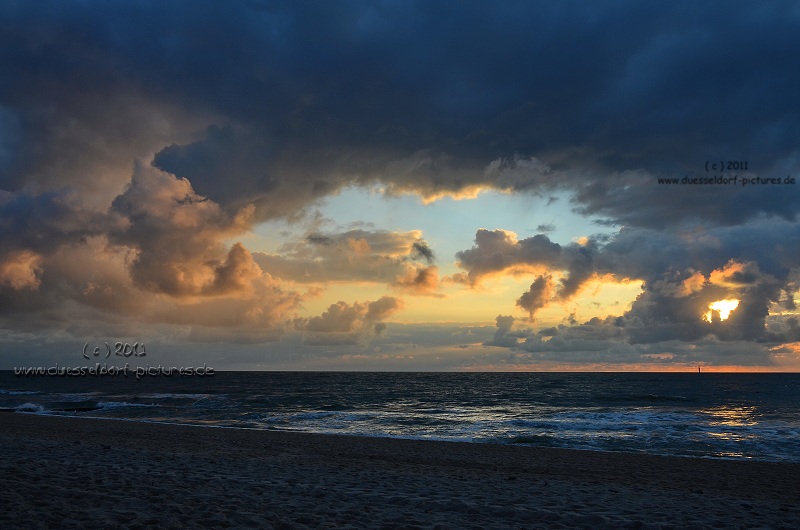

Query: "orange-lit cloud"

xmin=455 ymin=229 xmax=562 ymax=285
xmin=708 ymin=260 xmax=767 ymax=288
xmin=297 ymin=296 xmax=404 ymax=345
xmin=0 ymin=250 xmax=42 ymax=290
xmin=651 ymin=270 xmax=706 ymax=298
xmin=108 ymin=164 xmax=258 ymax=297
xmin=254 ymin=229 xmax=435 ymax=284
xmin=0 ymin=165 xmax=410 ymax=345
xmin=391 ymin=264 xmax=443 ymax=297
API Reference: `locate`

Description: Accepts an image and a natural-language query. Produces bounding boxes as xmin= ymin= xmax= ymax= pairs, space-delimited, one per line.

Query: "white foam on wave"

xmin=15 ymin=402 xmax=47 ymax=413
xmin=96 ymin=401 xmax=159 ymax=409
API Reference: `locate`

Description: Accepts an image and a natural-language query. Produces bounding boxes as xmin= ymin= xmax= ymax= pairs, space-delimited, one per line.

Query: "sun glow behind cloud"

xmin=704 ymin=299 xmax=741 ymax=323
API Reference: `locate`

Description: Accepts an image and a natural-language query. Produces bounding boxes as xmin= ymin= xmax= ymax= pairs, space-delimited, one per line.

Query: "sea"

xmin=2 ymin=371 xmax=799 ymax=462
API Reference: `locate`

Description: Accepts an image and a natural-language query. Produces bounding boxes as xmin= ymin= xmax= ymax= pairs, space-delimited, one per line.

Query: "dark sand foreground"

xmin=1 ymin=414 xmax=798 ymax=529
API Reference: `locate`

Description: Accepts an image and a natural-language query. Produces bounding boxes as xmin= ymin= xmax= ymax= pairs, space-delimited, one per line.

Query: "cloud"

xmin=108 ymin=163 xmax=258 ymax=297
xmin=482 ymin=313 xmax=779 ymax=369
xmin=483 ymin=315 xmax=531 ymax=348
xmin=0 ymin=187 xmax=112 ymax=257
xmin=460 ymin=220 xmax=800 ymax=354
xmin=205 ymin=243 xmax=263 ymax=295
xmin=254 ymin=228 xmax=435 ymax=285
xmin=0 ymin=186 xmax=131 ymax=327
xmin=0 ymin=250 xmax=42 ymax=290
xmin=297 ymin=296 xmax=404 ymax=346
xmin=455 ymin=229 xmax=563 ymax=284
xmin=708 ymin=260 xmax=763 ymax=288
xmin=4 ymin=2 xmax=797 ymax=227
xmin=2 ymin=2 xmax=800 ymax=368
xmin=455 ymin=228 xmax=607 ymax=303
xmin=411 ymin=240 xmax=435 ymax=264
xmin=516 ymin=275 xmax=555 ymax=319
xmin=0 ymin=163 xmax=310 ymax=341
xmin=139 ymin=3 xmax=800 ymax=229
xmin=391 ymin=265 xmax=443 ymax=297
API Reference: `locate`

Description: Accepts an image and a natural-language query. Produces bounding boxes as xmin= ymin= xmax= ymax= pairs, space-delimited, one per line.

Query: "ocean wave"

xmin=96 ymin=401 xmax=160 ymax=409
xmin=15 ymin=402 xmax=47 ymax=413
xmin=594 ymin=393 xmax=692 ymax=403
xmin=143 ymin=393 xmax=216 ymax=400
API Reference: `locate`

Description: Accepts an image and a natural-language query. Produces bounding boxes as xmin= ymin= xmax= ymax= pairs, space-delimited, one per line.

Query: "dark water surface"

xmin=2 ymin=371 xmax=798 ymax=462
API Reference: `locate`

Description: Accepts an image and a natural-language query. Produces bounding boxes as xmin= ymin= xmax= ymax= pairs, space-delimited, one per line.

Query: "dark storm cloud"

xmin=0 ymin=187 xmax=116 ymax=291
xmin=3 ymin=1 xmax=798 ymax=226
xmin=0 ymin=188 xmax=110 ymax=255
xmin=126 ymin=1 xmax=800 ymax=226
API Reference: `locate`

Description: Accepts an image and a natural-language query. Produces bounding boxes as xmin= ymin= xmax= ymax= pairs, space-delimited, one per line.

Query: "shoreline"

xmin=3 ymin=409 xmax=797 ymax=465
xmin=2 ymin=409 xmax=797 ymax=465
xmin=2 ymin=413 xmax=799 ymax=528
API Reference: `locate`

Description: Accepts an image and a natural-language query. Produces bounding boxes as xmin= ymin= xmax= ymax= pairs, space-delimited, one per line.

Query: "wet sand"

xmin=1 ymin=413 xmax=798 ymax=528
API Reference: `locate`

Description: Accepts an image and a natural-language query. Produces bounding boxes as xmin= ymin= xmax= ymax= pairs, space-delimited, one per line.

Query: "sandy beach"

xmin=1 ymin=414 xmax=798 ymax=529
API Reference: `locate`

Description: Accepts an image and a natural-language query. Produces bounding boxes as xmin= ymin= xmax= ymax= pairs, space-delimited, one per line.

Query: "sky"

xmin=2 ymin=0 xmax=800 ymax=371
